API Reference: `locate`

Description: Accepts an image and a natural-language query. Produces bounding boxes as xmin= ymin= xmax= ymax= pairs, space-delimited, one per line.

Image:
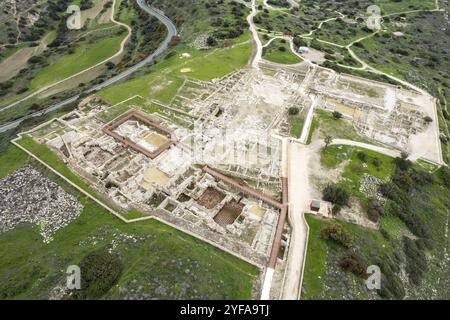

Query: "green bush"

xmin=72 ymin=249 xmax=123 ymax=299
xmin=288 ymin=107 xmax=299 ymax=115
xmin=357 ymin=151 xmax=367 ymax=162
xmin=403 ymin=237 xmax=428 ymax=286
xmin=367 ymin=198 xmax=384 ymax=223
xmin=372 ymin=157 xmax=381 ymax=167
xmin=437 ymin=166 xmax=450 ymax=188
xmin=320 ymin=224 xmax=352 ymax=248
xmin=322 ymin=184 xmax=349 ymax=206
xmin=339 ymin=253 xmax=367 ymax=277
xmin=332 ymin=111 xmax=343 ymax=119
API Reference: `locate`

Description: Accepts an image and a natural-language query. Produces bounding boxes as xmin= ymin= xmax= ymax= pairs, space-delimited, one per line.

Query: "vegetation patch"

xmin=262 ymin=38 xmax=301 ymax=65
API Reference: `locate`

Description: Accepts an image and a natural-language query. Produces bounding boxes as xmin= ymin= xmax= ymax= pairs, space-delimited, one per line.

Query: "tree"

xmin=332 ymin=111 xmax=343 ymax=119
xmin=423 ymin=116 xmax=433 ymax=123
xmin=394 ymin=152 xmax=412 ymax=171
xmin=339 ymin=253 xmax=367 ymax=277
xmin=322 ymin=184 xmax=349 ymax=206
xmin=372 ymin=157 xmax=381 ymax=167
xmin=288 ymin=107 xmax=299 ymax=115
xmin=69 ymin=249 xmax=123 ymax=299
xmin=206 ymin=36 xmax=217 ymax=47
xmin=105 ymin=61 xmax=116 ymax=70
xmin=367 ymin=198 xmax=384 ymax=222
xmin=357 ymin=151 xmax=367 ymax=162
xmin=324 ymin=135 xmax=333 ymax=148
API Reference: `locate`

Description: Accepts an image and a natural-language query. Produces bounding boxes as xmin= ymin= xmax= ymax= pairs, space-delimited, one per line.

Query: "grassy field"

xmin=0 ymin=198 xmax=258 ymax=299
xmin=0 ymin=144 xmax=30 ymax=179
xmin=305 ymin=141 xmax=450 ymax=299
xmin=309 ymin=109 xmax=374 ymax=144
xmin=29 ymin=35 xmax=124 ymax=91
xmin=376 ymin=0 xmax=436 ymax=13
xmin=97 ymin=33 xmax=252 ymax=105
xmin=302 ymin=214 xmax=394 ymax=299
xmin=0 ymin=143 xmax=259 ymax=299
xmin=262 ymin=39 xmax=301 ymax=65
xmin=321 ymin=144 xmax=395 ymax=195
xmin=289 ymin=115 xmax=305 ymax=138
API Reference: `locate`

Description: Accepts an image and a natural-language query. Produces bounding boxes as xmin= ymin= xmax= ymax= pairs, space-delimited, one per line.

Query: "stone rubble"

xmin=359 ymin=173 xmax=385 ymax=203
xmin=0 ymin=165 xmax=83 ymax=243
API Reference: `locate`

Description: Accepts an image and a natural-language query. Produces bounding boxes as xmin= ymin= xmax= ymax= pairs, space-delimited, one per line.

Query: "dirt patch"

xmin=248 ymin=205 xmax=266 ymax=218
xmin=214 ymin=200 xmax=244 ymax=227
xmin=0 ymin=44 xmax=45 ymax=82
xmin=198 ymin=187 xmax=225 ymax=209
xmin=81 ymin=0 xmax=111 ymax=26
xmin=144 ymin=132 xmax=169 ymax=149
xmin=141 ymin=167 xmax=170 ymax=189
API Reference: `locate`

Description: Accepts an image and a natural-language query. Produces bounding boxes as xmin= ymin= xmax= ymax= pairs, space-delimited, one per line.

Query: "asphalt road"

xmin=0 ymin=0 xmax=177 ymax=133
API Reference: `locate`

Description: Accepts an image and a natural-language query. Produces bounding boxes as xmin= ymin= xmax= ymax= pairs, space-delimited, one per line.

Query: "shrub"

xmin=27 ymin=56 xmax=44 ymax=64
xmin=339 ymin=253 xmax=367 ymax=277
xmin=288 ymin=107 xmax=299 ymax=115
xmin=332 ymin=111 xmax=343 ymax=119
xmin=403 ymin=237 xmax=428 ymax=286
xmin=367 ymin=198 xmax=384 ymax=223
xmin=392 ymin=170 xmax=413 ymax=192
xmin=423 ymin=116 xmax=433 ymax=123
xmin=105 ymin=61 xmax=116 ymax=70
xmin=357 ymin=151 xmax=367 ymax=162
xmin=71 ymin=249 xmax=123 ymax=299
xmin=320 ymin=224 xmax=352 ymax=248
xmin=332 ymin=204 xmax=342 ymax=215
xmin=322 ymin=184 xmax=349 ymax=206
xmin=372 ymin=157 xmax=381 ymax=167
xmin=437 ymin=166 xmax=450 ymax=188
xmin=394 ymin=152 xmax=411 ymax=171
xmin=206 ymin=36 xmax=217 ymax=46
xmin=411 ymin=170 xmax=434 ymax=186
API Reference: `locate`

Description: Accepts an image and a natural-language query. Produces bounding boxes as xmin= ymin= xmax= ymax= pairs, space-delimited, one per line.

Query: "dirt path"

xmin=281 ymin=141 xmax=311 ymax=299
xmin=330 ymin=138 xmax=401 ymax=158
xmin=247 ymin=0 xmax=263 ymax=68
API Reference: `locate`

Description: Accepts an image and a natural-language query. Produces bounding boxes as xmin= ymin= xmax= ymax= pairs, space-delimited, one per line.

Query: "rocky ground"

xmin=0 ymin=165 xmax=83 ymax=243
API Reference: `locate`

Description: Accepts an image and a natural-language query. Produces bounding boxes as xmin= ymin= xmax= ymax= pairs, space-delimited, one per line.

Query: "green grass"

xmin=320 ymin=144 xmax=395 ymax=201
xmin=301 ymin=214 xmax=328 ymax=299
xmin=379 ymin=214 xmax=410 ymax=239
xmin=302 ymin=214 xmax=395 ymax=299
xmin=376 ymin=0 xmax=436 ymax=14
xmin=310 ymin=109 xmax=374 ymax=143
xmin=315 ymin=20 xmax=371 ymax=47
xmin=97 ymin=34 xmax=252 ymax=105
xmin=289 ymin=116 xmax=305 ymax=138
xmin=262 ymin=38 xmax=301 ymax=65
xmin=0 ymin=136 xmax=259 ymax=299
xmin=29 ymin=35 xmax=124 ymax=91
xmin=0 ymin=144 xmax=30 ymax=179
xmin=0 ymin=198 xmax=258 ymax=299
xmin=306 ymin=115 xmax=319 ymax=144
xmin=96 ymin=96 xmax=146 ymax=123
xmin=0 ymin=43 xmax=28 ymax=62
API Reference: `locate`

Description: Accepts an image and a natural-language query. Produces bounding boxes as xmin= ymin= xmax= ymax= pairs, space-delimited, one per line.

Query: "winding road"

xmin=0 ymin=0 xmax=177 ymax=133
